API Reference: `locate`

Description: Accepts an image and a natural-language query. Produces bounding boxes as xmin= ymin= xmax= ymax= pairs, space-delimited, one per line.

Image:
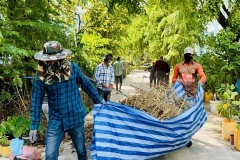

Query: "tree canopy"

xmin=1 ymin=0 xmax=240 ymax=108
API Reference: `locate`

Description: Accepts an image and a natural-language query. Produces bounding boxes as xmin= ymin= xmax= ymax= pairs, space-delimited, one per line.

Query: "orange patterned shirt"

xmin=172 ymin=61 xmax=206 ymax=97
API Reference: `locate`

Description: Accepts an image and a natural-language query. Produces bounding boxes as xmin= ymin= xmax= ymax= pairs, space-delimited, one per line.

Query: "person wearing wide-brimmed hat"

xmin=29 ymin=41 xmax=103 ymax=160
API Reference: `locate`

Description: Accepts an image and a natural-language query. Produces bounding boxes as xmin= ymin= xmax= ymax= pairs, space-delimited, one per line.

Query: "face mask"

xmin=109 ymin=61 xmax=112 ymax=65
xmin=184 ymin=54 xmax=193 ymax=63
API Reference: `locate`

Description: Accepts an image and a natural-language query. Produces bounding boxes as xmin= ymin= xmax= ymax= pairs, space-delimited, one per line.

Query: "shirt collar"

xmin=101 ymin=62 xmax=111 ymax=68
xmin=182 ymin=60 xmax=194 ymax=65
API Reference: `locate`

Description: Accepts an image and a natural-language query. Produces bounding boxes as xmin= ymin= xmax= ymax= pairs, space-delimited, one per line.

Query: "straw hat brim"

xmin=34 ymin=49 xmax=72 ymax=61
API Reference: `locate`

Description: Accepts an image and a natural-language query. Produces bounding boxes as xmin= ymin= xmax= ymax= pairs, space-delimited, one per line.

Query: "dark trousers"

xmin=97 ymin=88 xmax=111 ymax=101
xmin=164 ymin=73 xmax=169 ymax=85
xmin=115 ymin=75 xmax=123 ymax=91
xmin=150 ymin=79 xmax=156 ymax=88
xmin=156 ymin=71 xmax=165 ymax=87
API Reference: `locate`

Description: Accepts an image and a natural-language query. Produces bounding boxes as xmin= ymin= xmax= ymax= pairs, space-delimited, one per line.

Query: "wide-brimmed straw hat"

xmin=34 ymin=41 xmax=72 ymax=61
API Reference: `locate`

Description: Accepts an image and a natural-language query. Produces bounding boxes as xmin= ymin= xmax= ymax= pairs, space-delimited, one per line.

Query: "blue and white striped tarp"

xmin=90 ymin=82 xmax=207 ymax=160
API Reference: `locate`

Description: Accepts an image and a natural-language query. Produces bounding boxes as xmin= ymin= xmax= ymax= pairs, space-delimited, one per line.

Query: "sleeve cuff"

xmin=30 ymin=122 xmax=40 ymax=130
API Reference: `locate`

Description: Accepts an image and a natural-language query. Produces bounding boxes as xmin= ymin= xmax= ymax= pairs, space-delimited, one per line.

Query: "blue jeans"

xmin=45 ymin=122 xmax=86 ymax=160
xmin=97 ymin=88 xmax=111 ymax=101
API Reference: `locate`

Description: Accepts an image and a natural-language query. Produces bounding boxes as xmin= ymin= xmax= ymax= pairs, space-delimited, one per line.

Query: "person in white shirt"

xmin=94 ymin=54 xmax=114 ymax=101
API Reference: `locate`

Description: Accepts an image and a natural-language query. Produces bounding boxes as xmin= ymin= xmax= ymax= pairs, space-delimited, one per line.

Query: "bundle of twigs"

xmin=120 ymin=84 xmax=189 ymax=121
xmin=84 ymin=83 xmax=189 ymax=145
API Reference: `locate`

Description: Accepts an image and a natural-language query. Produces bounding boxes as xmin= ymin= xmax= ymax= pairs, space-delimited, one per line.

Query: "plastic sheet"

xmin=91 ymin=82 xmax=207 ymax=160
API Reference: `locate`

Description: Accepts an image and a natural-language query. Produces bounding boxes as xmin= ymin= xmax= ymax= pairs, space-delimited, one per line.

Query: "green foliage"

xmin=0 ymin=116 xmax=44 ymax=138
xmin=120 ymin=14 xmax=149 ymax=62
xmin=85 ymin=106 xmax=90 ymax=113
xmin=119 ymin=0 xmax=240 ymax=67
xmin=80 ymin=32 xmax=110 ymax=72
xmin=82 ymin=1 xmax=130 ymax=50
xmin=194 ymin=53 xmax=221 ymax=93
xmin=0 ymin=116 xmax=30 ymax=137
xmin=0 ymin=0 xmax=147 ymax=123
xmin=107 ymin=0 xmax=145 ymax=14
xmin=205 ymin=28 xmax=240 ymax=84
xmin=0 ymin=0 xmax=77 ymax=111
xmin=193 ymin=28 xmax=240 ymax=96
xmin=237 ymin=124 xmax=240 ymax=130
xmin=0 ymin=89 xmax=11 ymax=105
xmin=0 ymin=132 xmax=8 ymax=146
xmin=81 ymin=0 xmax=145 ymax=14
xmin=217 ymin=84 xmax=240 ymax=121
xmin=119 ymin=0 xmax=207 ymax=66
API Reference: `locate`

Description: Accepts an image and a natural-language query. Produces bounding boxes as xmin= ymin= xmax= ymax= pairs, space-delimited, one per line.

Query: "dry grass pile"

xmin=120 ymin=84 xmax=189 ymax=121
xmin=84 ymin=84 xmax=189 ymax=145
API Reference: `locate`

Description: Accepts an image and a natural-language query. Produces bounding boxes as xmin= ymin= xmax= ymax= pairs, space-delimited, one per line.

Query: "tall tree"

xmin=0 ymin=0 xmax=78 ymax=108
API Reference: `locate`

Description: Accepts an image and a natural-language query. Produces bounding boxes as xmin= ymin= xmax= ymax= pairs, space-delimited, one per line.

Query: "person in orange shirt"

xmin=172 ymin=46 xmax=206 ymax=148
xmin=172 ymin=47 xmax=206 ymax=97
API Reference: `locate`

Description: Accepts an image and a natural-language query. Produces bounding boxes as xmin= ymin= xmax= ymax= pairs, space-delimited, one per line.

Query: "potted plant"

xmin=0 ymin=132 xmax=11 ymax=157
xmin=217 ymin=83 xmax=240 ymax=140
xmin=202 ymin=76 xmax=214 ymax=102
xmin=208 ymin=75 xmax=222 ymax=114
xmin=235 ymin=124 xmax=240 ymax=151
xmin=204 ymin=89 xmax=213 ymax=102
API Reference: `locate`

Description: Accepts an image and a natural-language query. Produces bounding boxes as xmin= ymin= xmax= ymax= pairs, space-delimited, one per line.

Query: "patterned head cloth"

xmin=36 ymin=59 xmax=71 ymax=85
xmin=184 ymin=47 xmax=194 ymax=55
xmin=34 ymin=41 xmax=72 ymax=85
xmin=34 ymin=41 xmax=72 ymax=61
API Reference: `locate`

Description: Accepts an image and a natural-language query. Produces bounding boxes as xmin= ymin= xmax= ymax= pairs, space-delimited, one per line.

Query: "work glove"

xmin=29 ymin=130 xmax=37 ymax=143
xmin=198 ymin=80 xmax=203 ymax=86
xmin=101 ymin=99 xmax=106 ymax=104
